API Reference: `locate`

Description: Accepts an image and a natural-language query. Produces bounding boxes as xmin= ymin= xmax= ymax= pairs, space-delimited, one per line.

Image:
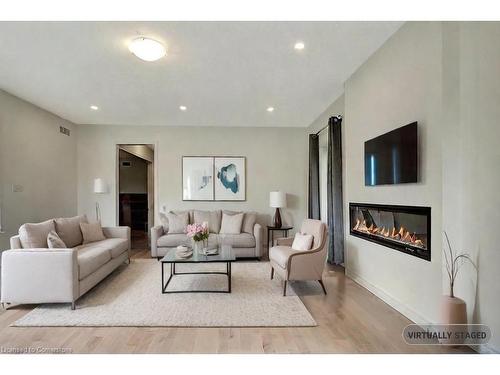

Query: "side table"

xmin=267 ymin=226 xmax=293 ymax=255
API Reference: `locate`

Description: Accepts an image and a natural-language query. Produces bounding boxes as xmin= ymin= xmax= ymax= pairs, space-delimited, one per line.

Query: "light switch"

xmin=12 ymin=184 xmax=24 ymax=193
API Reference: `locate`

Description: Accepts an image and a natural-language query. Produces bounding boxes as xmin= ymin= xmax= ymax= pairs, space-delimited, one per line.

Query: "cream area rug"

xmin=13 ymin=260 xmax=316 ymax=327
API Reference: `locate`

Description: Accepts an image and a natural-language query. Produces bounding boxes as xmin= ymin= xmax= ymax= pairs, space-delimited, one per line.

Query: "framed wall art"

xmin=182 ymin=156 xmax=214 ymax=201
xmin=214 ymin=157 xmax=246 ymax=201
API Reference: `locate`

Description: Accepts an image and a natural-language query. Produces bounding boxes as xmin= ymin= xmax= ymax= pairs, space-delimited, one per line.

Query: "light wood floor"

xmin=0 ymin=249 xmax=473 ymax=354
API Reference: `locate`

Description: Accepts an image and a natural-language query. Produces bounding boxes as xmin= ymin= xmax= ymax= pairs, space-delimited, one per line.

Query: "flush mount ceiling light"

xmin=128 ymin=37 xmax=166 ymax=62
xmin=179 ymin=105 xmax=187 ymax=111
xmin=267 ymin=106 xmax=275 ymax=112
xmin=90 ymin=105 xmax=99 ymax=110
xmin=294 ymin=41 xmax=305 ymax=50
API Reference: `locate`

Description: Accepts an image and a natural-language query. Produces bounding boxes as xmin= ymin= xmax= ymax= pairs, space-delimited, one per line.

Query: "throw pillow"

xmin=166 ymin=211 xmax=189 ymax=234
xmin=47 ymin=230 xmax=67 ymax=249
xmin=80 ymin=222 xmax=106 ymax=244
xmin=19 ymin=219 xmax=55 ymax=248
xmin=291 ymin=233 xmax=314 ymax=251
xmin=219 ymin=212 xmax=244 ymax=234
xmin=242 ymin=212 xmax=257 ymax=234
xmin=54 ymin=214 xmax=88 ymax=248
xmin=193 ymin=210 xmax=221 ymax=234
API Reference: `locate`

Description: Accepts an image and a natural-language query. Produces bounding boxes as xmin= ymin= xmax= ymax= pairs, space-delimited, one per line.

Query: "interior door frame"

xmin=115 ymin=143 xmax=159 ymax=239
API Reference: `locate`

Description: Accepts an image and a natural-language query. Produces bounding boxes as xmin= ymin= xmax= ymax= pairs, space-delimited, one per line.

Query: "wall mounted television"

xmin=364 ymin=122 xmax=418 ymax=186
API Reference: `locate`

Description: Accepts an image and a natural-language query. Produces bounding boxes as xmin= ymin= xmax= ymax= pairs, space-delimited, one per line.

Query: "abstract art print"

xmin=214 ymin=157 xmax=246 ymax=201
xmin=182 ymin=157 xmax=214 ymax=201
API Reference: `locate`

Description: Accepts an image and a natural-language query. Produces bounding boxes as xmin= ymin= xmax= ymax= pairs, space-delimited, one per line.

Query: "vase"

xmin=439 ymin=295 xmax=467 ymax=345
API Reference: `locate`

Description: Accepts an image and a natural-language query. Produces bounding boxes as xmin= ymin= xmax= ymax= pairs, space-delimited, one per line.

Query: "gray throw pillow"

xmin=242 ymin=212 xmax=257 ymax=234
xmin=47 ymin=230 xmax=67 ymax=249
xmin=166 ymin=212 xmax=189 ymax=234
xmin=54 ymin=214 xmax=88 ymax=248
xmin=220 ymin=212 xmax=244 ymax=234
xmin=80 ymin=222 xmax=106 ymax=244
xmin=193 ymin=210 xmax=221 ymax=234
xmin=19 ymin=219 xmax=55 ymax=248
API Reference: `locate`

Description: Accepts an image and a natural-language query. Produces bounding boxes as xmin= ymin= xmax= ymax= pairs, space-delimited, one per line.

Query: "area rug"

xmin=13 ymin=259 xmax=316 ymax=327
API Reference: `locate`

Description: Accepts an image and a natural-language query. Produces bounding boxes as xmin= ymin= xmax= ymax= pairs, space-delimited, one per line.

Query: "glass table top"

xmin=160 ymin=245 xmax=235 ymax=263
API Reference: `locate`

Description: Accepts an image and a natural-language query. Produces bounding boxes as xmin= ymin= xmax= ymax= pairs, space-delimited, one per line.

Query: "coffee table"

xmin=160 ymin=245 xmax=235 ymax=293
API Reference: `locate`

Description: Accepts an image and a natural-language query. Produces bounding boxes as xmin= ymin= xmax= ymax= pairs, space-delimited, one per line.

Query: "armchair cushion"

xmin=269 ymin=245 xmax=296 ymax=269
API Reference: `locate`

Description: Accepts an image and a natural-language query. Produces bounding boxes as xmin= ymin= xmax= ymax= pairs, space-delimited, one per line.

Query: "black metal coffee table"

xmin=160 ymin=246 xmax=235 ymax=293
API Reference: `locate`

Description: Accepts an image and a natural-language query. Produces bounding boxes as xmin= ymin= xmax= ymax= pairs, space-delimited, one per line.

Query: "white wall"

xmin=0 ymin=90 xmax=78 ymax=251
xmin=343 ymin=22 xmax=444 ymax=324
xmin=77 ymin=125 xmax=308 ymax=236
xmin=309 ymin=21 xmax=500 ymax=352
xmin=442 ymin=22 xmax=500 ymax=353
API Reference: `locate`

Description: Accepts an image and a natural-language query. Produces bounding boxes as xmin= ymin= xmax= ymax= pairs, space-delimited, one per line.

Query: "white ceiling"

xmin=0 ymin=22 xmax=402 ymax=127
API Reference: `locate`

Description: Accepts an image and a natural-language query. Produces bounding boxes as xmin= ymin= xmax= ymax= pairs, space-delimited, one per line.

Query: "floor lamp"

xmin=93 ymin=178 xmax=106 ymax=222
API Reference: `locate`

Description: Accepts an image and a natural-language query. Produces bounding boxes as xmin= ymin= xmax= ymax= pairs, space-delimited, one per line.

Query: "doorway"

xmin=116 ymin=144 xmax=155 ymax=251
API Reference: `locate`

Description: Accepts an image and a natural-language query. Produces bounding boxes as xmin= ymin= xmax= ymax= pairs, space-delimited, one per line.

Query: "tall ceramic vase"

xmin=440 ymin=295 xmax=467 ymax=345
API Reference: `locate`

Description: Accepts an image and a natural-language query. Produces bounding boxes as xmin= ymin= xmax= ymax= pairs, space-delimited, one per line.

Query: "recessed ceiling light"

xmin=90 ymin=105 xmax=99 ymax=111
xmin=179 ymin=105 xmax=187 ymax=111
xmin=128 ymin=37 xmax=166 ymax=62
xmin=294 ymin=41 xmax=305 ymax=50
xmin=267 ymin=107 xmax=275 ymax=112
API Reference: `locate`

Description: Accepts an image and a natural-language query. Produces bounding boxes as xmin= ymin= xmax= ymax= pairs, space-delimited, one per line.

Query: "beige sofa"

xmin=151 ymin=210 xmax=263 ymax=259
xmin=1 ymin=215 xmax=130 ymax=310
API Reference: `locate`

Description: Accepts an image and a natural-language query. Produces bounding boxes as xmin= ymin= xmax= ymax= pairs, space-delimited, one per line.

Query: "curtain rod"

xmin=314 ymin=115 xmax=342 ymax=136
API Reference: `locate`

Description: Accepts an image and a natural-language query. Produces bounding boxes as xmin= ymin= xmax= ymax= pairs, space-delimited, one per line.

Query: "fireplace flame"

xmin=353 ymin=219 xmax=425 ymax=248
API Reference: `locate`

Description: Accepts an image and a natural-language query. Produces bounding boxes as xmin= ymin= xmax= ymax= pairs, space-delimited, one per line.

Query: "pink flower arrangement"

xmin=186 ymin=222 xmax=209 ymax=242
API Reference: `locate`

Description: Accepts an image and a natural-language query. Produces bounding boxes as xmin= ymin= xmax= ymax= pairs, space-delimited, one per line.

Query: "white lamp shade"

xmin=270 ymin=191 xmax=286 ymax=208
xmin=93 ymin=178 xmax=107 ymax=194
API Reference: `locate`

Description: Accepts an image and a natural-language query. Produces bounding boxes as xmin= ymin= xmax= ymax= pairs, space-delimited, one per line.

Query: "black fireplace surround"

xmin=349 ymin=202 xmax=431 ymax=261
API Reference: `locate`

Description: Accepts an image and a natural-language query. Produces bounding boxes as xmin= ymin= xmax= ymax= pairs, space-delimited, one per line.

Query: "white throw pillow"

xmin=47 ymin=230 xmax=67 ymax=249
xmin=54 ymin=214 xmax=88 ymax=248
xmin=80 ymin=222 xmax=106 ymax=244
xmin=166 ymin=211 xmax=189 ymax=234
xmin=219 ymin=212 xmax=244 ymax=234
xmin=291 ymin=233 xmax=314 ymax=251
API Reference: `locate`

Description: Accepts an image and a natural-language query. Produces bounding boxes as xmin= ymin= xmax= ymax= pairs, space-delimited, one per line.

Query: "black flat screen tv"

xmin=364 ymin=122 xmax=418 ymax=186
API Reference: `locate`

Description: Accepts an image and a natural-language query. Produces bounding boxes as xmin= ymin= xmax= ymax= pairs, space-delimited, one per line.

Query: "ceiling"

xmin=0 ymin=22 xmax=402 ymax=127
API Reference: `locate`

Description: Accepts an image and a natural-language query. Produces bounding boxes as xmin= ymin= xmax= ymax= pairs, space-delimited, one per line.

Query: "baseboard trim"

xmin=346 ymin=269 xmax=500 ymax=354
xmin=346 ymin=269 xmax=432 ymax=325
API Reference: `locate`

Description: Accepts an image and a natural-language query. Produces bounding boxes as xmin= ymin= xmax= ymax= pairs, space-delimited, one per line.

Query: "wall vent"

xmin=59 ymin=126 xmax=70 ymax=136
xmin=121 ymin=161 xmax=132 ymax=167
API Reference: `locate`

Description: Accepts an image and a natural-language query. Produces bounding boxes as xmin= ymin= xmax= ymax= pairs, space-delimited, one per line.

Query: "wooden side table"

xmin=267 ymin=226 xmax=293 ymax=254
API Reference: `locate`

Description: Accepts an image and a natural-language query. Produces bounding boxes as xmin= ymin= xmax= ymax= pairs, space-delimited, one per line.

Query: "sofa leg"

xmin=71 ymin=302 xmax=76 ymax=310
xmin=318 ymin=279 xmax=327 ymax=295
xmin=283 ymin=281 xmax=287 ymax=296
xmin=1 ymin=302 xmax=4 ymax=310
xmin=270 ymin=267 xmax=274 ymax=280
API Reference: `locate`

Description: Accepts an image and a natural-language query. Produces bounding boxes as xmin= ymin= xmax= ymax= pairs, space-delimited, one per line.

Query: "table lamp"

xmin=270 ymin=191 xmax=286 ymax=228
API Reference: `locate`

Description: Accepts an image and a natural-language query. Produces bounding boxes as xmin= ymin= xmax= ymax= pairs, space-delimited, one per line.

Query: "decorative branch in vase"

xmin=441 ymin=231 xmax=477 ymax=325
xmin=186 ymin=222 xmax=210 ymax=254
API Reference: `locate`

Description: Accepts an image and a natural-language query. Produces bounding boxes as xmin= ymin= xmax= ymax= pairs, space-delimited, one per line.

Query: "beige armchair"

xmin=269 ymin=219 xmax=328 ymax=296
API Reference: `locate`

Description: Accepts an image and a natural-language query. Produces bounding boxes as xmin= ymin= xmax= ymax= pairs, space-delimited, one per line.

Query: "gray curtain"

xmin=327 ymin=116 xmax=344 ymax=264
xmin=308 ymin=134 xmax=320 ymax=220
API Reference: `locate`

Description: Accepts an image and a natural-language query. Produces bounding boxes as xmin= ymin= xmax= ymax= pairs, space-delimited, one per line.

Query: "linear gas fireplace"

xmin=349 ymin=203 xmax=431 ymax=261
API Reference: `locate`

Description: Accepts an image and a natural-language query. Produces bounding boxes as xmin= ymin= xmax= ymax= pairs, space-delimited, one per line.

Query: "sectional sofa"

xmin=1 ymin=215 xmax=130 ymax=309
xmin=151 ymin=210 xmax=263 ymax=258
